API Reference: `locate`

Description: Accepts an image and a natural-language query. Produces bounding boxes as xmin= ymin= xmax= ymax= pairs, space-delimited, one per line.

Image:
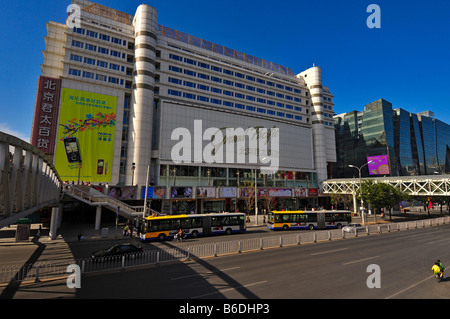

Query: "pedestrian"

xmin=123 ymin=225 xmax=129 ymax=237
xmin=78 ymin=233 xmax=83 ymax=241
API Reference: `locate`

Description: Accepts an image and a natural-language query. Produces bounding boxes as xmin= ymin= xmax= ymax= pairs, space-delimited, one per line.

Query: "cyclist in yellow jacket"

xmin=432 ymin=262 xmax=443 ymax=279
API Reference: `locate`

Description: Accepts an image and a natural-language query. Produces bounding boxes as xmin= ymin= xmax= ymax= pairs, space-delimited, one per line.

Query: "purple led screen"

xmin=367 ymin=155 xmax=390 ymax=175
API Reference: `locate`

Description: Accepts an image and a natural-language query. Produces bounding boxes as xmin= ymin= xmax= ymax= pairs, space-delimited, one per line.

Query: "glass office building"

xmin=334 ymin=99 xmax=450 ymax=178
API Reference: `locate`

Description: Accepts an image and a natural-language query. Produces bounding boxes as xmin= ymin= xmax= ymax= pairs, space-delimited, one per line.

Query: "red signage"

xmin=31 ymin=76 xmax=62 ymax=155
xmin=308 ymin=188 xmax=318 ymax=197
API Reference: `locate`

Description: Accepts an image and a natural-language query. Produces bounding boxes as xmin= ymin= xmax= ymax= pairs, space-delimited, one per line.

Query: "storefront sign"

xmin=31 ymin=76 xmax=62 ymax=154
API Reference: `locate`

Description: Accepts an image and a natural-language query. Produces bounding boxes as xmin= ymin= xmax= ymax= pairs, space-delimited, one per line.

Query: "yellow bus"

xmin=267 ymin=210 xmax=352 ymax=230
xmin=140 ymin=213 xmax=246 ymax=241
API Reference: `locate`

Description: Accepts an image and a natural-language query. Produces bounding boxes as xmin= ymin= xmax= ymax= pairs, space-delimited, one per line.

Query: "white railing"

xmin=0 ymin=131 xmax=62 ymax=228
xmin=1 ymin=216 xmax=449 ymax=284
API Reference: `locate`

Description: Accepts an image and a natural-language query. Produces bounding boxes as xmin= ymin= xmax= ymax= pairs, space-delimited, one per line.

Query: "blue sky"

xmin=1 ymin=0 xmax=449 ymax=141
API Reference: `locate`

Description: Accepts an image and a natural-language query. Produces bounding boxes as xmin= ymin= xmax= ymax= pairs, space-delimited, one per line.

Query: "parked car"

xmin=342 ymin=223 xmax=366 ymax=233
xmin=91 ymin=243 xmax=144 ymax=259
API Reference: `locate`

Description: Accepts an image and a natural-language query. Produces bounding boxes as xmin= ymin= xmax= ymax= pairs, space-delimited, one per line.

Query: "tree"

xmin=330 ymin=193 xmax=354 ymax=210
xmin=361 ymin=180 xmax=407 ymax=221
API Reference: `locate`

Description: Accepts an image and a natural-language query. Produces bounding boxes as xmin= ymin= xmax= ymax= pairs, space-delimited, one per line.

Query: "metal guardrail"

xmin=1 ymin=216 xmax=449 ymax=284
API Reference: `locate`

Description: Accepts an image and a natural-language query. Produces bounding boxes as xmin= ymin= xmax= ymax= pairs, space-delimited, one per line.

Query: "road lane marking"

xmin=171 ymin=267 xmax=240 ymax=280
xmin=342 ymin=256 xmax=380 ymax=266
xmin=385 ymin=276 xmax=433 ymax=299
xmin=191 ymin=281 xmax=268 ymax=299
xmin=310 ymin=248 xmax=348 ymax=256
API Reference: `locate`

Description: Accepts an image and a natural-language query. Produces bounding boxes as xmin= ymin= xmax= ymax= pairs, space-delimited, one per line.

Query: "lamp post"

xmin=349 ymin=161 xmax=373 ymax=225
xmin=131 ymin=162 xmax=136 ymax=186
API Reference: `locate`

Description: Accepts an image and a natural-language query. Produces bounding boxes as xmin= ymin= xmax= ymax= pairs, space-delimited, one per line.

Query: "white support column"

xmin=95 ymin=205 xmax=102 ymax=230
xmin=49 ymin=206 xmax=60 ymax=240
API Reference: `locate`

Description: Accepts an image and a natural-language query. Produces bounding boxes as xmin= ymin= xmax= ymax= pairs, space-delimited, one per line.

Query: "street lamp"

xmin=349 ymin=160 xmax=373 ymax=225
xmin=131 ymin=162 xmax=136 ymax=186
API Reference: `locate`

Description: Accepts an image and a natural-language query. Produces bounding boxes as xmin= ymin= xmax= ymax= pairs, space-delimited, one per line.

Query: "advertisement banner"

xmin=54 ymin=88 xmax=117 ymax=182
xmin=196 ymin=187 xmax=216 ymax=198
xmin=219 ymin=187 xmax=237 ymax=198
xmin=108 ymin=186 xmax=137 ymax=200
xmin=171 ymin=187 xmax=193 ymax=198
xmin=367 ymin=155 xmax=390 ymax=175
xmin=294 ymin=187 xmax=307 ymax=197
xmin=142 ymin=186 xmax=167 ymax=199
xmin=268 ymin=188 xmax=292 ymax=197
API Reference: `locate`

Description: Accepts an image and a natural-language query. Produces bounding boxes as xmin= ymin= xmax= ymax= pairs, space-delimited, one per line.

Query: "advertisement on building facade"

xmin=142 ymin=186 xmax=167 ymax=199
xmin=367 ymin=155 xmax=391 ymax=175
xmin=159 ymin=101 xmax=314 ymax=172
xmin=54 ymin=88 xmax=117 ymax=183
xmin=196 ymin=187 xmax=216 ymax=198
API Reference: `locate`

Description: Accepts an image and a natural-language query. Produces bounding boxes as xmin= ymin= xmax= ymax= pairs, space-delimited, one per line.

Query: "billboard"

xmin=159 ymin=101 xmax=314 ymax=171
xmin=142 ymin=186 xmax=167 ymax=199
xmin=31 ymin=76 xmax=62 ymax=154
xmin=54 ymin=88 xmax=117 ymax=182
xmin=196 ymin=187 xmax=216 ymax=198
xmin=367 ymin=155 xmax=390 ymax=175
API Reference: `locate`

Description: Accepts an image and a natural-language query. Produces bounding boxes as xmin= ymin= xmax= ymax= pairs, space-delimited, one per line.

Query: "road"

xmin=74 ymin=224 xmax=450 ymax=299
xmin=2 ymin=223 xmax=450 ymax=300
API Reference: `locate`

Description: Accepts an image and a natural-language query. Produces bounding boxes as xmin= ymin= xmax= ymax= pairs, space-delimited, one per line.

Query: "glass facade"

xmin=334 ymin=99 xmax=450 ymax=178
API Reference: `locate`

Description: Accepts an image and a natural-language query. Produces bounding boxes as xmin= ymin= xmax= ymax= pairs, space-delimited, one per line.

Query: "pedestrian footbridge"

xmin=322 ymin=175 xmax=450 ymax=197
xmin=0 ymin=131 xmax=156 ymax=240
xmin=0 ymin=132 xmax=61 ymax=230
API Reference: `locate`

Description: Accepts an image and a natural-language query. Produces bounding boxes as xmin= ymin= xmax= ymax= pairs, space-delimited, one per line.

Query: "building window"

xmin=98 ymin=47 xmax=109 ymax=55
xmin=169 ymin=65 xmax=182 ymax=73
xmin=96 ymin=74 xmax=107 ymax=82
xmin=83 ymin=71 xmax=95 ymax=79
xmin=69 ymin=68 xmax=81 ymax=76
xmin=223 ymin=101 xmax=233 ymax=107
xmin=223 ymin=69 xmax=233 ymax=76
xmin=224 ymin=79 xmax=233 ymax=86
xmin=211 ymin=98 xmax=222 ymax=105
xmin=111 ymin=37 xmax=122 ymax=45
xmin=87 ymin=30 xmax=98 ymax=38
xmin=257 ymin=108 xmax=266 ymax=114
xmin=183 ymin=92 xmax=196 ymax=99
xmin=84 ymin=57 xmax=95 ymax=65
xmin=183 ymin=81 xmax=196 ymax=88
xmin=111 ymin=50 xmax=121 ymax=58
xmin=168 ymin=77 xmax=182 ymax=85
xmin=97 ymin=60 xmax=108 ymax=68
xmin=211 ymin=65 xmax=222 ymax=72
xmin=184 ymin=58 xmax=196 ymax=65
xmin=197 ymin=95 xmax=209 ymax=102
xmin=99 ymin=34 xmax=110 ymax=41
xmin=198 ymin=73 xmax=209 ymax=80
xmin=198 ymin=84 xmax=209 ymax=91
xmin=70 ymin=54 xmax=83 ymax=62
xmin=168 ymin=89 xmax=182 ymax=97
xmin=169 ymin=53 xmax=183 ymax=61
xmin=211 ymin=76 xmax=222 ymax=83
xmin=184 ymin=69 xmax=196 ymax=77
xmin=71 ymin=40 xmax=83 ymax=48
xmin=85 ymin=43 xmax=97 ymax=52
xmin=198 ymin=62 xmax=210 ymax=69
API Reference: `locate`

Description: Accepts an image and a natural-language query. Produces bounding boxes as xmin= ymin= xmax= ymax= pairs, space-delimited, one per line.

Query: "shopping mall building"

xmin=31 ymin=0 xmax=337 ymax=214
